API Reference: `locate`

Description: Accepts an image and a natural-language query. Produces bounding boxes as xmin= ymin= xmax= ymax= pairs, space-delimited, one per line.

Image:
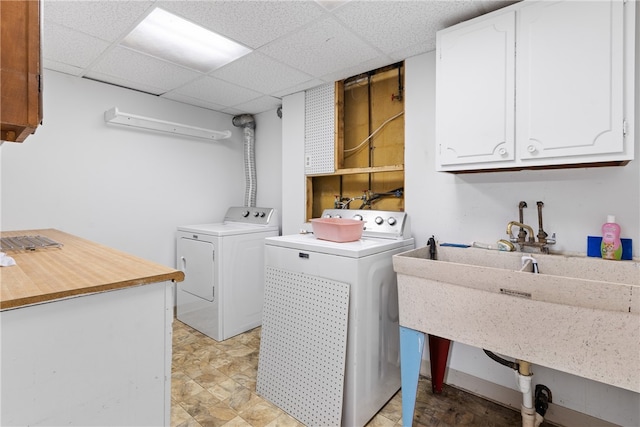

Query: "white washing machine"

xmin=176 ymin=206 xmax=279 ymax=341
xmin=257 ymin=209 xmax=414 ymax=427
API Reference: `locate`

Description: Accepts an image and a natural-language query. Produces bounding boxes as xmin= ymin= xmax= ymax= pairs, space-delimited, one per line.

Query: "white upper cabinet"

xmin=436 ymin=11 xmax=516 ymax=168
xmin=436 ymin=0 xmax=635 ymax=172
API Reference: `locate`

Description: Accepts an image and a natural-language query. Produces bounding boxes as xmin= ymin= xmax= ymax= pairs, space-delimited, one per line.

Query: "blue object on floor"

xmin=400 ymin=326 xmax=425 ymax=427
xmin=587 ymin=236 xmax=633 ymax=260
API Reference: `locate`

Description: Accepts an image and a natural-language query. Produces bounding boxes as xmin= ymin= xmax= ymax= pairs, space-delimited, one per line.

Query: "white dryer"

xmin=176 ymin=207 xmax=279 ymax=341
xmin=257 ymin=209 xmax=414 ymax=427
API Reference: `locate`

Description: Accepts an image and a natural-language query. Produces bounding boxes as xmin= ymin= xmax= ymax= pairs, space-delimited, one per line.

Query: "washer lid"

xmin=265 ymin=233 xmax=414 ymax=258
xmin=178 ymin=222 xmax=278 ymax=237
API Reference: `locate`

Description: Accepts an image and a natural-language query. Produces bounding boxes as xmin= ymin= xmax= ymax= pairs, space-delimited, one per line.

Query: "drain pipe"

xmin=483 ymin=255 xmax=545 ymax=427
xmin=517 ymin=361 xmax=544 ymax=427
xmin=232 ymin=114 xmax=257 ymax=207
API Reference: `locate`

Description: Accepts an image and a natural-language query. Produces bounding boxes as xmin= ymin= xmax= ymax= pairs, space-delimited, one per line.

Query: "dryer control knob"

xmin=353 ymin=214 xmax=363 ymax=221
xmin=259 ymin=211 xmax=266 ymax=217
xmin=388 ymin=217 xmax=397 ymax=226
xmin=242 ymin=211 xmax=250 ymax=217
xmin=375 ymin=216 xmax=384 ymax=225
xmin=253 ymin=211 xmax=260 ymax=217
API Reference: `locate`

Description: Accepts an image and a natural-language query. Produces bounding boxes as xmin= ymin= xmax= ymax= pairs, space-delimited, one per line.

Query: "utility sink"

xmin=393 ymin=245 xmax=640 ymax=392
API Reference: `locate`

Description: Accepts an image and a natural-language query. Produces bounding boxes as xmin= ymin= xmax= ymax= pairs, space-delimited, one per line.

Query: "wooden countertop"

xmin=0 ymin=229 xmax=184 ymax=310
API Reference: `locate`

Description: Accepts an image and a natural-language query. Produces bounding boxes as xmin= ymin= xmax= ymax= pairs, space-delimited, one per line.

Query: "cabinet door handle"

xmin=527 ymin=145 xmax=537 ymax=154
xmin=498 ymin=148 xmax=508 ymax=156
xmin=181 ymin=256 xmax=186 ymax=270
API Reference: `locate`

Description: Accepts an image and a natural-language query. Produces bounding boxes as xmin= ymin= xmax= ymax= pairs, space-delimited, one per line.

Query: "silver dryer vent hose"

xmin=232 ymin=114 xmax=257 ymax=207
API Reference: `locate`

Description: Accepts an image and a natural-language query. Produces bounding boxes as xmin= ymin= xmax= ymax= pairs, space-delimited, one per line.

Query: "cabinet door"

xmin=0 ymin=0 xmax=42 ymax=143
xmin=436 ymin=11 xmax=515 ymax=169
xmin=516 ymin=1 xmax=625 ymax=163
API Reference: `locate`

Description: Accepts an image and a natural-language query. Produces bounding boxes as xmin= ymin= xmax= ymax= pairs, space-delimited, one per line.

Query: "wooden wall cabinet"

xmin=1 ymin=0 xmax=42 ymax=143
xmin=306 ymin=64 xmax=406 ymax=219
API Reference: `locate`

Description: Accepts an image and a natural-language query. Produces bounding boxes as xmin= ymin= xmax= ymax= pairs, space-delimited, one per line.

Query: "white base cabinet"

xmin=436 ymin=0 xmax=635 ymax=172
xmin=0 ymin=282 xmax=174 ymax=427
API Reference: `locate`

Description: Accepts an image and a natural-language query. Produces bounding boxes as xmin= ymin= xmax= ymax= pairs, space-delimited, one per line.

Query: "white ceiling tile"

xmin=210 ymin=53 xmax=313 ymax=95
xmin=43 ymin=0 xmax=155 ymax=42
xmin=260 ymin=16 xmax=380 ymax=78
xmin=333 ymin=1 xmax=478 ymax=56
xmin=229 ymin=96 xmax=283 ymax=115
xmin=271 ymin=78 xmax=326 ymax=98
xmin=160 ymin=93 xmax=230 ymax=113
xmin=88 ymin=47 xmax=204 ymax=92
xmin=43 ymin=21 xmax=111 ymax=68
xmin=169 ymin=76 xmax=263 ymax=107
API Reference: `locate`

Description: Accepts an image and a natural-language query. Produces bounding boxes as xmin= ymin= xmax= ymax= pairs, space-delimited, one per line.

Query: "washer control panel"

xmin=321 ymin=209 xmax=411 ymax=239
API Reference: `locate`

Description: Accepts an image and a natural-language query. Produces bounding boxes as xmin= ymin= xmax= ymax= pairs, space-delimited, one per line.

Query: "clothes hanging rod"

xmin=104 ymin=107 xmax=232 ymax=140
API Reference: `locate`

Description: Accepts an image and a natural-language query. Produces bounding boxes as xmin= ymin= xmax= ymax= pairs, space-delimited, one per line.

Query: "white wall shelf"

xmin=104 ymin=107 xmax=232 ymax=140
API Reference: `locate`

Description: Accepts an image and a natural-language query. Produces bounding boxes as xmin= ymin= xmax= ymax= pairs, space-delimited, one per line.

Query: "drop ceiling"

xmin=43 ymin=0 xmax=518 ymax=116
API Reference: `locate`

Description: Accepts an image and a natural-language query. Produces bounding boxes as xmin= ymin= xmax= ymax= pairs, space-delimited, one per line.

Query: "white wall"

xmin=1 ymin=70 xmax=282 ymax=268
xmin=254 ymin=108 xmax=283 ymax=229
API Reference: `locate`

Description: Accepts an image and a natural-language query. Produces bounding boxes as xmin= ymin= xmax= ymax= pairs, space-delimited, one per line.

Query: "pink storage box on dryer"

xmin=310 ymin=218 xmax=364 ymax=242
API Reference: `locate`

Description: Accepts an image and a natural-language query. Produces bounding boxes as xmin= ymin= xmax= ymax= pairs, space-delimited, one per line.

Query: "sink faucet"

xmin=507 ymin=221 xmax=535 ymax=244
xmin=507 ymin=201 xmax=556 ymax=254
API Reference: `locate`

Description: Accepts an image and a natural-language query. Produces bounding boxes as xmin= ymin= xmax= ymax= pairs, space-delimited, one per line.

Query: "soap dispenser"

xmin=601 ymin=215 xmax=622 ymax=260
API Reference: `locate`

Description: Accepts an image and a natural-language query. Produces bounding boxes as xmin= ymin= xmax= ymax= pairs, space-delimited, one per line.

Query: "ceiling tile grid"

xmin=40 ymin=0 xmax=520 ymax=115
xmin=258 ymin=16 xmax=386 ymax=78
xmin=88 ymin=47 xmax=205 ymax=94
xmin=210 ymin=52 xmax=315 ymax=95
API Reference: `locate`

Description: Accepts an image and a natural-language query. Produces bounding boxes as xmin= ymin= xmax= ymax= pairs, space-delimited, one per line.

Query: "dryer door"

xmin=178 ymin=237 xmax=215 ymax=301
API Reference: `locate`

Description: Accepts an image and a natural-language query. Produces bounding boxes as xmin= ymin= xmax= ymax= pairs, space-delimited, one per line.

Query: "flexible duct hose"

xmin=232 ymin=114 xmax=257 ymax=207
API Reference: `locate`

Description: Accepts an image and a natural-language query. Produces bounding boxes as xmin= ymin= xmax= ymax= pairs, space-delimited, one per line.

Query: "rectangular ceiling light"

xmin=120 ymin=8 xmax=251 ymax=73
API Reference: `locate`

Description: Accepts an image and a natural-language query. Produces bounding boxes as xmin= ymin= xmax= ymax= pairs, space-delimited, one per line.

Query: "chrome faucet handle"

xmin=546 ymin=232 xmax=556 ymax=245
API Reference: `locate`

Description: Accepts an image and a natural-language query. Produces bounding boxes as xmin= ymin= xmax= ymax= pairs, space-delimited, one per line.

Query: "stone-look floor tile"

xmin=227 ymin=388 xmax=263 ymax=414
xmin=193 ymin=369 xmax=231 ymax=389
xmin=172 ymin=372 xmax=207 ymax=402
xmin=172 ymin=400 xmax=202 ymax=427
xmin=207 ymin=378 xmax=246 ymax=402
xmin=366 ymin=413 xmax=397 ymax=427
xmin=238 ymin=400 xmax=283 ymax=427
xmin=263 ymin=412 xmax=305 ymax=427
xmin=230 ymin=370 xmax=257 ymax=391
xmin=199 ymin=400 xmax=242 ymax=427
xmin=226 ymin=345 xmax=257 ymax=358
xmin=376 ymin=392 xmax=402 ymax=423
xmin=222 ymin=416 xmax=252 ymax=427
xmin=217 ymin=359 xmax=255 ymax=377
xmin=180 ymin=390 xmax=223 ymax=425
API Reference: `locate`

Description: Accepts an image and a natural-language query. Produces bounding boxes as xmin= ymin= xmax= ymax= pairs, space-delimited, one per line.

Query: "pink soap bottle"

xmin=601 ymin=215 xmax=622 ymax=260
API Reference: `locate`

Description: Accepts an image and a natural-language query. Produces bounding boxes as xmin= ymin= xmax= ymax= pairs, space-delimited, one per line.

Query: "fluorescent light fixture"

xmin=121 ymin=8 xmax=251 ymax=73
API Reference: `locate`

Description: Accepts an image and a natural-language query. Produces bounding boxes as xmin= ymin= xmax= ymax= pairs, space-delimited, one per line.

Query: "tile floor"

xmin=171 ymin=320 xmax=552 ymax=427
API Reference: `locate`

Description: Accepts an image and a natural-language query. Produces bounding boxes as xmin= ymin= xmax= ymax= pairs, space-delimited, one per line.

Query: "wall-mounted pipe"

xmin=232 ymin=114 xmax=257 ymax=207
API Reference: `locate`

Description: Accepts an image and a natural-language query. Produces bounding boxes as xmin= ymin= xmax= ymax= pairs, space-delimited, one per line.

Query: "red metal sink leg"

xmin=428 ymin=334 xmax=451 ymax=394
